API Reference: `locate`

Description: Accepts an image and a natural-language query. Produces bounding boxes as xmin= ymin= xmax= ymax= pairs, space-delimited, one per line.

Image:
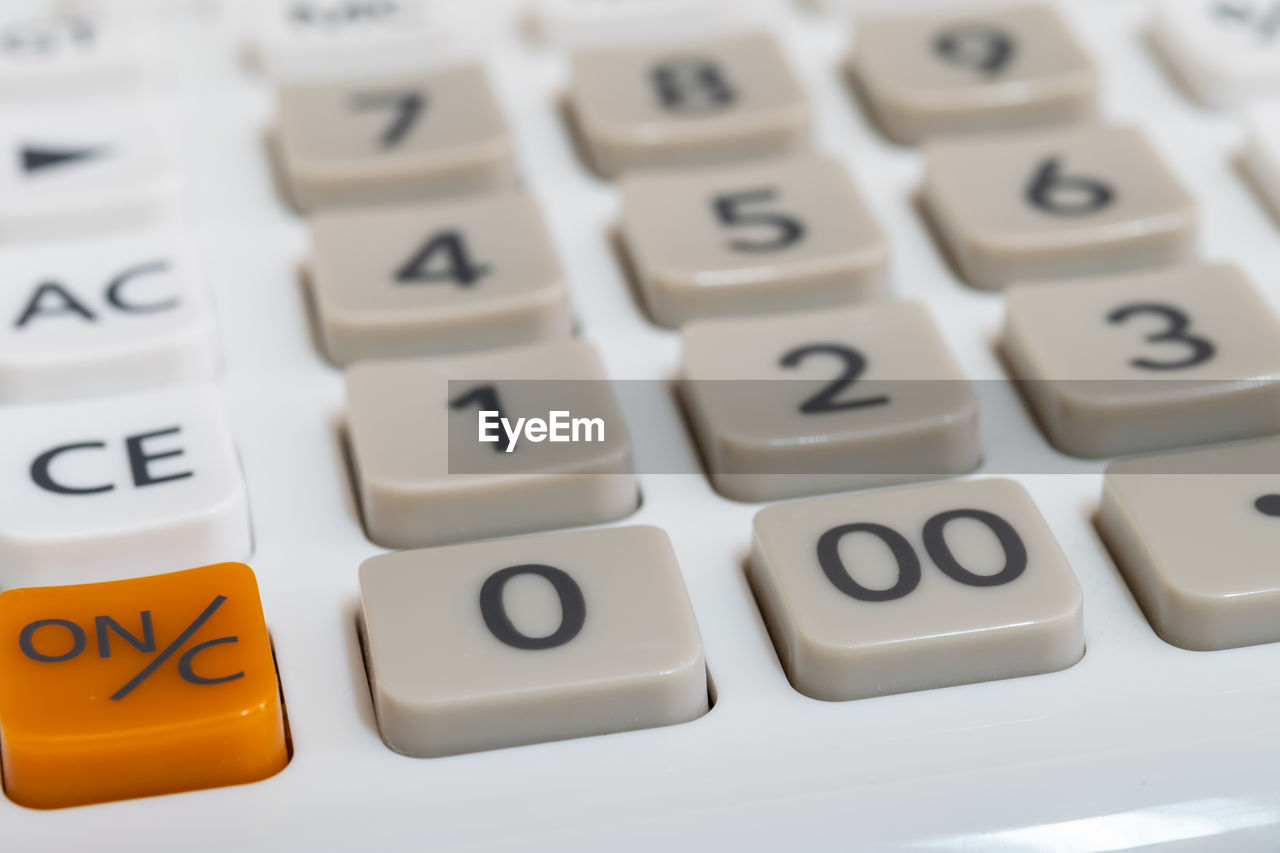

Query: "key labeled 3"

xmin=0 ymin=99 xmax=179 ymax=241
xmin=0 ymin=231 xmax=218 ymax=403
xmin=567 ymin=32 xmax=809 ymax=178
xmin=0 ymin=387 xmax=251 ymax=588
xmin=922 ymin=124 xmax=1196 ymax=289
xmin=849 ymin=3 xmax=1097 ymax=143
xmin=681 ymin=302 xmax=980 ymax=502
xmin=275 ymin=64 xmax=512 ymax=211
xmin=1002 ymin=263 xmax=1280 ymax=458
xmin=620 ymin=154 xmax=889 ymax=327
xmin=359 ymin=526 xmax=707 ymax=757
xmin=750 ymin=478 xmax=1084 ymax=701
xmin=0 ymin=563 xmax=288 ymax=809
xmin=308 ymin=192 xmax=572 ymax=364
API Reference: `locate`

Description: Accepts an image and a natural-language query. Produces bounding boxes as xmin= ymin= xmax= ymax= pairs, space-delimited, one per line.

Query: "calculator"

xmin=5 ymin=0 xmax=1280 ymax=850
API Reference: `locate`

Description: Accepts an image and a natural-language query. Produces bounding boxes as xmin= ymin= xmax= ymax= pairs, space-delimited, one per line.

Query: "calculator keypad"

xmin=1100 ymin=437 xmax=1280 ymax=650
xmin=275 ymin=64 xmax=513 ymax=212
xmin=922 ymin=124 xmax=1196 ymax=290
xmin=1002 ymin=263 xmax=1280 ymax=458
xmin=750 ymin=478 xmax=1084 ymax=701
xmin=681 ymin=301 xmax=980 ymax=502
xmin=620 ymin=154 xmax=889 ymax=327
xmin=849 ymin=3 xmax=1097 ymax=144
xmin=0 ymin=231 xmax=218 ymax=403
xmin=0 ymin=387 xmax=252 ymax=589
xmin=344 ymin=339 xmax=637 ymax=550
xmin=308 ymin=192 xmax=573 ymax=364
xmin=567 ymin=31 xmax=809 ymax=178
xmin=359 ymin=525 xmax=707 ymax=757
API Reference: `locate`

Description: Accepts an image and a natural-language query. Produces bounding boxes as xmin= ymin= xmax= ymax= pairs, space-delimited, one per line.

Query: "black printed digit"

xmin=1025 ymin=157 xmax=1114 ymax=216
xmin=934 ymin=23 xmax=1015 ymax=75
xmin=779 ymin=344 xmax=889 ymax=415
xmin=650 ymin=57 xmax=735 ymax=114
xmin=396 ymin=230 xmax=491 ymax=287
xmin=450 ymin=384 xmax=508 ymax=452
xmin=351 ymin=89 xmax=426 ymax=148
xmin=1106 ymin=303 xmax=1215 ymax=370
xmin=712 ymin=188 xmax=805 ymax=252
xmin=817 ymin=522 xmax=922 ymax=602
xmin=479 ymin=564 xmax=586 ymax=650
xmin=921 ymin=509 xmax=1027 ymax=587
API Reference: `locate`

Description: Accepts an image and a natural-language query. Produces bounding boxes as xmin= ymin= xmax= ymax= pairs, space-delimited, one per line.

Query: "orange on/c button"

xmin=0 ymin=562 xmax=289 ymax=809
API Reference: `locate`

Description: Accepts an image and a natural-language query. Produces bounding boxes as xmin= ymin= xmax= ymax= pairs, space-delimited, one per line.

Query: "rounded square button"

xmin=922 ymin=124 xmax=1196 ymax=290
xmin=681 ymin=301 xmax=980 ymax=502
xmin=567 ymin=31 xmax=810 ymax=178
xmin=750 ymin=478 xmax=1084 ymax=701
xmin=345 ymin=339 xmax=637 ymax=549
xmin=620 ymin=154 xmax=889 ymax=327
xmin=849 ymin=3 xmax=1097 ymax=144
xmin=1002 ymin=263 xmax=1280 ymax=458
xmin=274 ymin=63 xmax=513 ymax=211
xmin=1152 ymin=0 xmax=1280 ymax=108
xmin=1100 ymin=437 xmax=1280 ymax=650
xmin=0 ymin=230 xmax=219 ymax=403
xmin=0 ymin=386 xmax=252 ymax=588
xmin=0 ymin=563 xmax=288 ymax=809
xmin=359 ymin=526 xmax=707 ymax=757
xmin=308 ymin=192 xmax=572 ymax=364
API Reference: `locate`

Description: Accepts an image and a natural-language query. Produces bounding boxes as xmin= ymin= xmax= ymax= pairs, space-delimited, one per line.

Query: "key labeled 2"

xmin=750 ymin=478 xmax=1084 ymax=701
xmin=0 ymin=563 xmax=288 ymax=809
xmin=1002 ymin=263 xmax=1280 ymax=457
xmin=0 ymin=231 xmax=218 ymax=403
xmin=923 ymin=124 xmax=1196 ymax=289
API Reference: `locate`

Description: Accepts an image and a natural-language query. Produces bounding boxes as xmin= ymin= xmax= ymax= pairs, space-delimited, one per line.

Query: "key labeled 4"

xmin=0 ymin=563 xmax=289 ymax=809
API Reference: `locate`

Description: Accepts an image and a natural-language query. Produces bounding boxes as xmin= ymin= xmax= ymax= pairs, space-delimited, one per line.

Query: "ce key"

xmin=0 ymin=563 xmax=289 ymax=809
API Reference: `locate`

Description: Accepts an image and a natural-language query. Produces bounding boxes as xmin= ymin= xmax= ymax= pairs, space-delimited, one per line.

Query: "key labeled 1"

xmin=0 ymin=563 xmax=289 ymax=809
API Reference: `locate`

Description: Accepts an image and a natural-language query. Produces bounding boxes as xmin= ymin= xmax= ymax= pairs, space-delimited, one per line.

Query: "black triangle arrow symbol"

xmin=21 ymin=144 xmax=107 ymax=174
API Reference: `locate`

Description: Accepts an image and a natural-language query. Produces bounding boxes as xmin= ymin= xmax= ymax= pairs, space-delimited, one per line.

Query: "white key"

xmin=0 ymin=99 xmax=180 ymax=241
xmin=1152 ymin=0 xmax=1280 ymax=108
xmin=0 ymin=230 xmax=218 ymax=403
xmin=531 ymin=0 xmax=751 ymax=48
xmin=250 ymin=0 xmax=473 ymax=82
xmin=0 ymin=386 xmax=251 ymax=588
xmin=0 ymin=3 xmax=145 ymax=100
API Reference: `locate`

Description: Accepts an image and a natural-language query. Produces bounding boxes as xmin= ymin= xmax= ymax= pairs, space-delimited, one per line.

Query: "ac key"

xmin=0 ymin=230 xmax=219 ymax=403
xmin=0 ymin=563 xmax=289 ymax=808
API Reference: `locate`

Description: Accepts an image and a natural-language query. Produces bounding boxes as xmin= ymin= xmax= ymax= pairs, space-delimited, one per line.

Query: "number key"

xmin=1002 ymin=263 xmax=1280 ymax=457
xmin=923 ymin=123 xmax=1196 ymax=289
xmin=308 ymin=192 xmax=572 ymax=364
xmin=620 ymin=154 xmax=888 ymax=327
xmin=680 ymin=301 xmax=980 ymax=502
xmin=750 ymin=478 xmax=1084 ymax=700
xmin=849 ymin=3 xmax=1097 ymax=143
xmin=567 ymin=32 xmax=809 ymax=178
xmin=359 ymin=525 xmax=706 ymax=756
xmin=274 ymin=64 xmax=513 ymax=212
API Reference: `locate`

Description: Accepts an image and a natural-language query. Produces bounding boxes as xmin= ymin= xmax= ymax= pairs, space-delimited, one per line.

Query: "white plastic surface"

xmin=7 ymin=0 xmax=1280 ymax=850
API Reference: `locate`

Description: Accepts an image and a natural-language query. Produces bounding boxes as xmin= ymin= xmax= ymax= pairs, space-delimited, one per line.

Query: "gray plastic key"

xmin=1100 ymin=437 xmax=1280 ymax=650
xmin=309 ymin=192 xmax=573 ymax=365
xmin=345 ymin=339 xmax=637 ymax=549
xmin=850 ymin=3 xmax=1097 ymax=144
xmin=620 ymin=154 xmax=889 ymax=327
xmin=750 ymin=477 xmax=1084 ymax=701
xmin=359 ymin=525 xmax=708 ymax=757
xmin=923 ymin=123 xmax=1196 ymax=289
xmin=567 ymin=31 xmax=809 ymax=178
xmin=1002 ymin=263 xmax=1280 ymax=458
xmin=680 ymin=301 xmax=980 ymax=502
xmin=275 ymin=63 xmax=513 ymax=211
